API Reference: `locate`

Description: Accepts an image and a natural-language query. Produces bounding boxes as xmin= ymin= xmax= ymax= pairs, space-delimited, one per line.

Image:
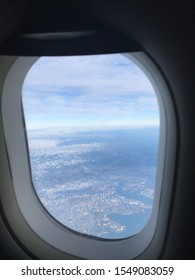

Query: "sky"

xmin=22 ymin=53 xmax=160 ymax=131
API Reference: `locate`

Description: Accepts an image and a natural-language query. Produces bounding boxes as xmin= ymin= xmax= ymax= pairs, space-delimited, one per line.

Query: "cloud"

xmin=22 ymin=54 xmax=159 ymax=129
xmin=29 ymin=137 xmax=103 ymax=157
xmin=23 ymin=54 xmax=152 ymax=91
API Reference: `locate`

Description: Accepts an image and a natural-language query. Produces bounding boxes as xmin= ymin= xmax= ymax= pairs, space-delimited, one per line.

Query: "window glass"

xmin=22 ymin=54 xmax=160 ymax=239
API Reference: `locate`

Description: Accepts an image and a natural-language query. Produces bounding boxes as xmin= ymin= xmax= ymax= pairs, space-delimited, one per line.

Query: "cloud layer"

xmin=22 ymin=54 xmax=160 ymax=129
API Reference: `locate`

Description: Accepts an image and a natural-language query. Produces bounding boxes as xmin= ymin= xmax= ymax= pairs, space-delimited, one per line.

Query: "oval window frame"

xmin=1 ymin=52 xmax=176 ymax=259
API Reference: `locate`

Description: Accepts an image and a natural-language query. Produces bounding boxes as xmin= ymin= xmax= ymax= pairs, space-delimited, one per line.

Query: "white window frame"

xmin=0 ymin=52 xmax=176 ymax=259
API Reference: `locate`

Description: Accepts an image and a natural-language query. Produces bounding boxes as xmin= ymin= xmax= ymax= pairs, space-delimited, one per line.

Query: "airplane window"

xmin=22 ymin=54 xmax=160 ymax=240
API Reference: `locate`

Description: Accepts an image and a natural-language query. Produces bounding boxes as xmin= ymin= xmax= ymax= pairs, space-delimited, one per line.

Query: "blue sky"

xmin=22 ymin=54 xmax=160 ymax=130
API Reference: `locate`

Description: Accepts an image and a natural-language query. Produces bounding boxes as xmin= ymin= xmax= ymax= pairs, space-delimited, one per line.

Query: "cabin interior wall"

xmin=0 ymin=0 xmax=194 ymax=259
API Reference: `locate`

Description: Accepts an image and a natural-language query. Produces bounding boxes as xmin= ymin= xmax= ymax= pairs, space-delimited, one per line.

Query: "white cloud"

xmin=22 ymin=54 xmax=159 ymax=129
xmin=29 ymin=138 xmax=103 ymax=157
xmin=23 ymin=54 xmax=153 ymax=92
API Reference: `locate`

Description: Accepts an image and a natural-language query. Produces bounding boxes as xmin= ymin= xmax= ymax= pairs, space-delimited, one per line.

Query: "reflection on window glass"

xmin=22 ymin=54 xmax=160 ymax=239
